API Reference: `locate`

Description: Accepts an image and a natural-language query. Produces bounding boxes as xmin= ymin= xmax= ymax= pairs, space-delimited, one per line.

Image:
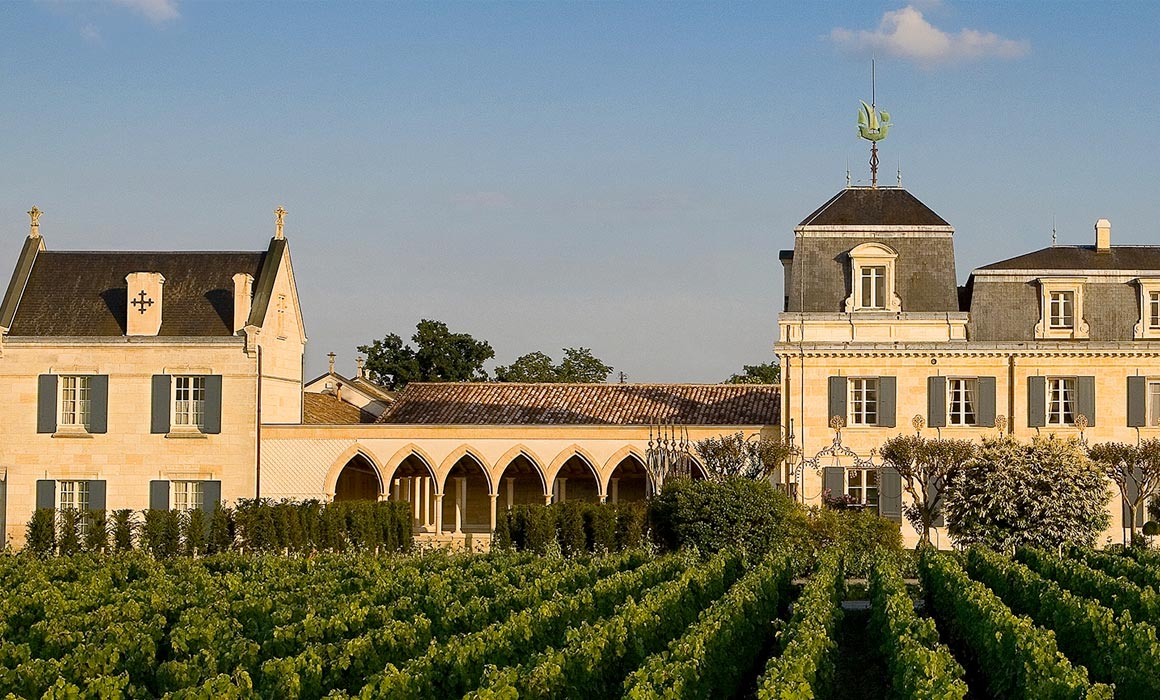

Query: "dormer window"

xmin=1134 ymin=279 xmax=1160 ymax=339
xmin=1035 ymin=278 xmax=1088 ymax=339
xmin=845 ymin=243 xmax=901 ymax=312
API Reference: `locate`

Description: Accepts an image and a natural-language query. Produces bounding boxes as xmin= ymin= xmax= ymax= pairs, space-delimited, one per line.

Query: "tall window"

xmin=846 ymin=469 xmax=879 ymax=506
xmin=174 ymin=376 xmax=206 ymax=428
xmin=59 ymin=376 xmax=92 ymax=428
xmin=1049 ymin=291 xmax=1075 ymax=329
xmin=849 ymin=378 xmax=879 ymax=426
xmin=1150 ymin=292 xmax=1160 ymax=329
xmin=948 ymin=378 xmax=978 ymax=426
xmin=1047 ymin=377 xmax=1076 ymax=426
xmin=58 ymin=481 xmax=89 ymax=511
xmin=172 ymin=481 xmax=204 ymax=512
xmin=1150 ymin=380 xmax=1160 ymax=427
xmin=860 ymin=266 xmax=887 ymax=310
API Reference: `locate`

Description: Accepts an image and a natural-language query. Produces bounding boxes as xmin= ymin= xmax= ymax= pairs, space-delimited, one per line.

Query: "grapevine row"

xmin=1015 ymin=546 xmax=1160 ymax=626
xmin=1067 ymin=546 xmax=1160 ymax=592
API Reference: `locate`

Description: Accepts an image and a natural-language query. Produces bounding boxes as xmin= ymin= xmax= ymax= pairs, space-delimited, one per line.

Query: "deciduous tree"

xmin=1088 ymin=439 xmax=1160 ymax=537
xmin=879 ymin=435 xmax=976 ymax=544
xmin=495 ymin=347 xmax=613 ymax=383
xmin=725 ymin=361 xmax=780 ymax=384
xmin=694 ymin=431 xmax=792 ymax=481
xmin=358 ymin=319 xmax=495 ymax=389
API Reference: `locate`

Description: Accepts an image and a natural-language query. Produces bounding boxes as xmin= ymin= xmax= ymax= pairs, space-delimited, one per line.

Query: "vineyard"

xmin=2 ymin=545 xmax=1160 ymax=699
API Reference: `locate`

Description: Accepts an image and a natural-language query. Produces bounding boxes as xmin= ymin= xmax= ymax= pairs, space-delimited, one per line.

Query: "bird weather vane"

xmin=857 ymin=61 xmax=891 ymax=187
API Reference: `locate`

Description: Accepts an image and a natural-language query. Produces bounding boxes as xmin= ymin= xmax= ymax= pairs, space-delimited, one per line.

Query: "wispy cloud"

xmin=109 ymin=0 xmax=180 ymax=24
xmin=830 ymin=5 xmax=1028 ymax=67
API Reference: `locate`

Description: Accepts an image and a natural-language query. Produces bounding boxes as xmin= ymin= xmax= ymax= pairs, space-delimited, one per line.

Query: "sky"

xmin=2 ymin=1 xmax=1159 ymax=383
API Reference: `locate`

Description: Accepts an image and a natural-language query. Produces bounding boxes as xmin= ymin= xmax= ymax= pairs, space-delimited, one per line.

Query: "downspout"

xmin=1007 ymin=353 xmax=1016 ymax=434
xmin=256 ymin=345 xmax=262 ymax=499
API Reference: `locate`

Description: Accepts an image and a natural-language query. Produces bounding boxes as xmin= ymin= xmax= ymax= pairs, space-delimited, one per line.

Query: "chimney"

xmin=1095 ymin=218 xmax=1111 ymax=252
xmin=232 ymin=273 xmax=253 ymax=333
xmin=125 ymin=272 xmax=165 ymax=336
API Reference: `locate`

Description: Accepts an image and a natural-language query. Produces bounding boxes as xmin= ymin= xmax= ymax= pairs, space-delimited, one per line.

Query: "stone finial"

xmin=275 ymin=206 xmax=286 ymax=240
xmin=327 ymin=352 xmax=336 ymax=374
xmin=356 ymin=356 xmax=365 ymax=379
xmin=28 ymin=207 xmax=41 ymax=238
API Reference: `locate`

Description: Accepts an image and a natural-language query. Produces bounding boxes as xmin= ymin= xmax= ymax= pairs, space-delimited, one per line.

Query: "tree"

xmin=726 ymin=361 xmax=780 ymax=384
xmin=1088 ymin=439 xmax=1160 ymax=538
xmin=358 ymin=319 xmax=495 ymax=389
xmin=879 ymin=435 xmax=976 ymax=544
xmin=494 ymin=347 xmax=613 ymax=383
xmin=943 ymin=434 xmax=1111 ymax=552
xmin=693 ymin=431 xmax=792 ymax=481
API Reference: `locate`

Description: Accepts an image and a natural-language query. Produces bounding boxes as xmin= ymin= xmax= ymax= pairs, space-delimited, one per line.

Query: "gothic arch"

xmin=323 ymin=444 xmax=386 ymax=501
xmin=383 ymin=443 xmax=440 ymax=492
xmin=494 ymin=444 xmax=549 ymax=493
xmin=548 ymin=445 xmax=604 ymax=500
xmin=601 ymin=445 xmax=649 ymax=492
xmin=438 ymin=445 xmax=494 ymax=494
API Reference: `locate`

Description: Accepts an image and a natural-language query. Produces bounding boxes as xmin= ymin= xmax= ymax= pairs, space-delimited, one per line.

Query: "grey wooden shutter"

xmin=87 ymin=480 xmax=107 ymax=512
xmin=37 ymin=374 xmax=57 ymax=434
xmin=878 ymin=466 xmax=902 ymax=523
xmin=823 ymin=467 xmax=845 ymax=499
xmin=878 ymin=376 xmax=897 ymax=428
xmin=927 ymin=476 xmax=945 ymax=527
xmin=149 ymin=480 xmax=170 ymax=511
xmin=1028 ymin=376 xmax=1046 ymax=428
xmin=1077 ymin=376 xmax=1096 ymax=427
xmin=203 ymin=375 xmax=223 ymax=434
xmin=1128 ymin=376 xmax=1148 ymax=428
xmin=35 ymin=480 xmax=56 ymax=510
xmin=977 ymin=377 xmax=997 ymax=428
xmin=89 ymin=375 xmax=109 ymax=434
xmin=1124 ymin=465 xmax=1145 ymax=526
xmin=827 ymin=377 xmax=847 ymax=426
xmin=151 ymin=375 xmax=171 ymax=434
xmin=202 ymin=480 xmax=222 ymax=512
xmin=927 ymin=376 xmax=947 ymax=428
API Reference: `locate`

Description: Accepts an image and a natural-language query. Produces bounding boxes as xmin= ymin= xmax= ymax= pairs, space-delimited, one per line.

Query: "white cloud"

xmin=109 ymin=0 xmax=180 ymax=23
xmin=830 ymin=5 xmax=1028 ymax=66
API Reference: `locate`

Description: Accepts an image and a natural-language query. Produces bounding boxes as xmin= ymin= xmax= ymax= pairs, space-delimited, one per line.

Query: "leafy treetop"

xmin=725 ymin=361 xmax=779 ymax=384
xmin=495 ymin=347 xmax=613 ymax=383
xmin=358 ymin=319 xmax=495 ymax=390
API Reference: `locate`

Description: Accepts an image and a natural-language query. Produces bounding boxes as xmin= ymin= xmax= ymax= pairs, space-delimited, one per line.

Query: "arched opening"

xmin=689 ymin=458 xmax=708 ymax=481
xmin=552 ymin=455 xmax=601 ymax=503
xmin=334 ymin=454 xmax=382 ymax=501
xmin=497 ymin=454 xmax=548 ymax=509
xmin=442 ymin=455 xmax=492 ymax=534
xmin=607 ymin=454 xmax=650 ymax=503
xmin=389 ymin=453 xmax=438 ymax=532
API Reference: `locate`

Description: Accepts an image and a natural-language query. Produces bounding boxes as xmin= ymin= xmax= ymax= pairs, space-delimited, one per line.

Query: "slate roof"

xmin=303 ymin=393 xmax=378 ymax=425
xmin=5 ymin=250 xmax=267 ymax=336
xmin=377 ymin=382 xmax=780 ymax=426
xmin=798 ymin=187 xmax=950 ymax=227
xmin=977 ymin=246 xmax=1160 ymax=271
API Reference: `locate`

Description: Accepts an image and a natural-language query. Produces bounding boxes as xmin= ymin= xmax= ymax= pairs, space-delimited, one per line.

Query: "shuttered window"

xmin=948 ymin=378 xmax=977 ymax=426
xmin=172 ymin=481 xmax=205 ymax=512
xmin=849 ymin=378 xmax=879 ymax=426
xmin=58 ymin=481 xmax=89 ymax=511
xmin=1047 ymin=377 xmax=1076 ymax=426
xmin=174 ymin=376 xmax=206 ymax=428
xmin=846 ymin=468 xmax=878 ymax=506
xmin=59 ymin=376 xmax=92 ymax=428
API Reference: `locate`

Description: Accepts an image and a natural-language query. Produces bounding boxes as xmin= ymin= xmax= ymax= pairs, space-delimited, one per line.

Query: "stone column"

xmin=391 ymin=479 xmax=399 ymax=500
xmin=422 ymin=478 xmax=430 ymax=527
xmin=434 ymin=492 xmax=444 ymax=535
xmin=558 ymin=478 xmax=567 ymax=504
xmin=505 ymin=477 xmax=515 ymax=510
xmin=454 ymin=477 xmax=466 ymax=534
xmin=611 ymin=478 xmax=619 ymax=504
xmin=489 ymin=493 xmax=498 ymax=532
xmin=411 ymin=477 xmax=421 ymax=523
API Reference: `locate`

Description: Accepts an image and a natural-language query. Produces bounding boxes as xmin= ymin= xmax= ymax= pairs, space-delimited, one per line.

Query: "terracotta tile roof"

xmin=377 ymin=382 xmax=779 ymax=426
xmin=303 ymin=392 xmax=377 ymax=425
xmin=6 ymin=250 xmax=267 ymax=336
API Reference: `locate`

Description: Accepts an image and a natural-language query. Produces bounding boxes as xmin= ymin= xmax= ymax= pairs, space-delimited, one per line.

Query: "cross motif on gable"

xmin=131 ymin=290 xmax=154 ymax=314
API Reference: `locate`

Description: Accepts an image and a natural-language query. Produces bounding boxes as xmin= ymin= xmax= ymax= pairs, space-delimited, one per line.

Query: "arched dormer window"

xmin=844 ymin=242 xmax=901 ymax=312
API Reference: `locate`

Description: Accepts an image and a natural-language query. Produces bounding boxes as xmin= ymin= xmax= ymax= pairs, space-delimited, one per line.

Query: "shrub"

xmin=206 ymin=503 xmax=233 ymax=553
xmin=57 ymin=509 xmax=82 ymax=556
xmin=557 ymin=502 xmax=587 ymax=556
xmin=184 ymin=508 xmax=206 ymax=555
xmin=83 ymin=510 xmax=109 ymax=553
xmin=142 ymin=509 xmax=181 ymax=558
xmin=806 ymin=506 xmax=904 ymax=578
xmin=25 ymin=508 xmax=56 ymax=556
xmin=650 ymin=477 xmax=808 ymax=557
xmin=614 ymin=502 xmax=648 ymax=550
xmin=110 ymin=509 xmax=135 ymax=552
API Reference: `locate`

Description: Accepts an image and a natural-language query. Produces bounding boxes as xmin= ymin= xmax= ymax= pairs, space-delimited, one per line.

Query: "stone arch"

xmin=603 ymin=445 xmax=651 ymax=503
xmin=438 ymin=445 xmax=494 ymax=494
xmin=382 ymin=443 xmax=441 ymax=532
xmin=548 ymin=445 xmax=603 ymax=503
xmin=687 ymin=454 xmax=708 ymax=480
xmin=495 ymin=444 xmax=550 ymax=508
xmin=440 ymin=448 xmax=493 ymax=534
xmin=383 ymin=443 xmax=440 ymax=489
xmin=323 ymin=444 xmax=386 ymax=501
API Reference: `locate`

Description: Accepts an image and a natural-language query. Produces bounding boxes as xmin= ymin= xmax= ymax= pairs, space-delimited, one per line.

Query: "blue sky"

xmin=2 ymin=1 xmax=1159 ymax=382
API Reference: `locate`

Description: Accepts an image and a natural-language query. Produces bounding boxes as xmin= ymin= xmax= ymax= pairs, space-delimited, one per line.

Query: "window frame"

xmin=58 ymin=480 xmax=90 ymax=512
xmin=1148 ymin=379 xmax=1160 ymax=428
xmin=947 ymin=377 xmax=979 ymax=427
xmin=845 ymin=468 xmax=879 ymax=507
xmin=1048 ymin=290 xmax=1075 ymax=329
xmin=844 ymin=242 xmax=901 ymax=313
xmin=57 ymin=374 xmax=93 ymax=431
xmin=1036 ymin=278 xmax=1088 ymax=339
xmin=172 ymin=375 xmax=207 ymax=430
xmin=848 ymin=377 xmax=880 ymax=427
xmin=1046 ymin=376 xmax=1077 ymax=427
xmin=171 ymin=480 xmax=205 ymax=512
xmin=1134 ymin=279 xmax=1160 ymax=339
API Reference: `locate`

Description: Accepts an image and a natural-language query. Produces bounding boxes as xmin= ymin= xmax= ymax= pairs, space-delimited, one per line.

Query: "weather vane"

xmin=857 ymin=60 xmax=891 ymax=188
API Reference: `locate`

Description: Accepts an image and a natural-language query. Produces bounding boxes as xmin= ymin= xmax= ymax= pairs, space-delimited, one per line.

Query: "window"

xmin=59 ymin=375 xmax=92 ymax=429
xmin=58 ymin=481 xmax=89 ymax=511
xmin=172 ymin=481 xmax=204 ymax=512
xmin=948 ymin=378 xmax=978 ymax=426
xmin=844 ymin=242 xmax=900 ymax=313
xmin=1049 ymin=291 xmax=1074 ymax=329
xmin=846 ymin=469 xmax=879 ymax=506
xmin=1135 ymin=280 xmax=1160 ymax=339
xmin=174 ymin=376 xmax=206 ymax=428
xmin=1146 ymin=380 xmax=1160 ymax=426
xmin=859 ymin=266 xmax=887 ymax=310
xmin=849 ymin=378 xmax=879 ymax=426
xmin=1047 ymin=377 xmax=1076 ymax=426
xmin=1151 ymin=292 xmax=1160 ymax=329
